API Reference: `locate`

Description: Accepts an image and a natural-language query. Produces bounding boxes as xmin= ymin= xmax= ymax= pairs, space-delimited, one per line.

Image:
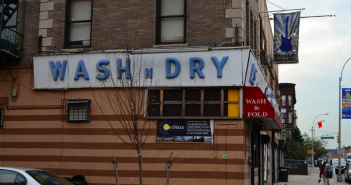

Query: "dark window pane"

xmin=224 ymin=89 xmax=228 ymax=101
xmin=224 ymin=103 xmax=228 ymax=117
xmin=149 ymin=90 xmax=160 ymax=103
xmin=164 ymin=90 xmax=182 ymax=101
xmin=185 ymin=104 xmax=201 ymax=116
xmin=204 ymin=89 xmax=221 ymax=101
xmin=204 ymin=104 xmax=221 ymax=116
xmin=163 ymin=104 xmax=182 ymax=116
xmin=148 ymin=104 xmax=160 ymax=117
xmin=186 ymin=89 xmax=200 ymax=101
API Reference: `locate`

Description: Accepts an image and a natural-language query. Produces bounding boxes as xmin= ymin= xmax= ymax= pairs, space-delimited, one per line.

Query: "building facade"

xmin=279 ymin=83 xmax=297 ymax=142
xmin=0 ymin=0 xmax=283 ymax=185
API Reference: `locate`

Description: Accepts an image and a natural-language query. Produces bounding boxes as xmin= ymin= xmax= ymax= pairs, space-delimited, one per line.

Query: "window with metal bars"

xmin=61 ymin=99 xmax=90 ymax=122
xmin=0 ymin=107 xmax=3 ymax=127
xmin=146 ymin=88 xmax=241 ymax=118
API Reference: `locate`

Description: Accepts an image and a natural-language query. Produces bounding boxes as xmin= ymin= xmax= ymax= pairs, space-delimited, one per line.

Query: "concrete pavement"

xmin=274 ymin=166 xmax=349 ymax=185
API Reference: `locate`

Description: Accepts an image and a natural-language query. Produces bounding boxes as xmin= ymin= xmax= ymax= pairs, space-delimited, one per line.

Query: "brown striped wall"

xmin=0 ymin=69 xmax=251 ymax=185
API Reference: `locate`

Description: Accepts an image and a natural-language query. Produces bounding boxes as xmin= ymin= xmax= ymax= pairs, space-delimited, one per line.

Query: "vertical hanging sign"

xmin=273 ymin=12 xmax=301 ymax=64
xmin=281 ymin=108 xmax=286 ymax=141
xmin=342 ymin=88 xmax=351 ymax=119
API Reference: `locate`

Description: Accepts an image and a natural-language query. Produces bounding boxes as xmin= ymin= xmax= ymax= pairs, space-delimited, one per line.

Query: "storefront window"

xmin=264 ymin=144 xmax=268 ymax=182
xmin=147 ymin=88 xmax=240 ymax=118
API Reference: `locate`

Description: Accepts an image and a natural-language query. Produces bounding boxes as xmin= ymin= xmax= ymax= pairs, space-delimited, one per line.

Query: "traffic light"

xmin=337 ymin=135 xmax=339 ymax=142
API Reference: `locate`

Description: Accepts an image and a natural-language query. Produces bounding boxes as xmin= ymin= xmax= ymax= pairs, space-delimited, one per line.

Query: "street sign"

xmin=321 ymin=136 xmax=334 ymax=139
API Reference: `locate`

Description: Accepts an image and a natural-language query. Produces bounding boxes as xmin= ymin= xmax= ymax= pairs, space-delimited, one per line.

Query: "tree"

xmin=285 ymin=129 xmax=328 ymax=160
xmin=291 ymin=126 xmax=304 ymax=143
xmin=303 ymin=133 xmax=328 ymax=159
xmin=91 ymin=42 xmax=157 ymax=185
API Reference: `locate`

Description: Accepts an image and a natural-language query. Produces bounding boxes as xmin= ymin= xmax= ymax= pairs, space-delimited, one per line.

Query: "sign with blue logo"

xmin=157 ymin=120 xmax=213 ymax=143
xmin=342 ymin=88 xmax=351 ymax=119
xmin=273 ymin=12 xmax=300 ymax=64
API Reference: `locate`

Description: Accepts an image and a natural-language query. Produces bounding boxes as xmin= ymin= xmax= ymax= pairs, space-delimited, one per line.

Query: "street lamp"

xmin=311 ymin=114 xmax=328 ymax=169
xmin=337 ymin=57 xmax=351 ymax=182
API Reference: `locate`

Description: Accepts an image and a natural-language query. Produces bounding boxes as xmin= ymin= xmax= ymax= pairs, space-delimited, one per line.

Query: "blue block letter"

xmin=190 ymin=57 xmax=205 ymax=79
xmin=96 ymin=59 xmax=110 ymax=80
xmin=117 ymin=58 xmax=131 ymax=79
xmin=145 ymin=68 xmax=153 ymax=79
xmin=166 ymin=57 xmax=181 ymax=79
xmin=211 ymin=56 xmax=228 ymax=78
xmin=49 ymin=60 xmax=67 ymax=81
xmin=74 ymin=60 xmax=90 ymax=80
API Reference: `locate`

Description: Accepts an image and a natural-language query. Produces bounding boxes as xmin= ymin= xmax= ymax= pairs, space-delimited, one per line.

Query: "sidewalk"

xmin=274 ymin=166 xmax=347 ymax=185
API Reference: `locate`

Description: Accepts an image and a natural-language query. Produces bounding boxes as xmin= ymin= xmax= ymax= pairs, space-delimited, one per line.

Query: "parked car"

xmin=344 ymin=162 xmax=351 ymax=183
xmin=331 ymin=158 xmax=347 ymax=174
xmin=347 ymin=153 xmax=351 ymax=162
xmin=0 ymin=166 xmax=73 ymax=185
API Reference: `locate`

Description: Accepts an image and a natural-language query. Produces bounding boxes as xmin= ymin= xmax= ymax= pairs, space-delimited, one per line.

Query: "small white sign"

xmin=223 ymin=154 xmax=227 ymax=159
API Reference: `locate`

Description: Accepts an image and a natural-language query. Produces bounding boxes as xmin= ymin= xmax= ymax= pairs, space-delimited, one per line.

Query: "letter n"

xmin=145 ymin=68 xmax=153 ymax=79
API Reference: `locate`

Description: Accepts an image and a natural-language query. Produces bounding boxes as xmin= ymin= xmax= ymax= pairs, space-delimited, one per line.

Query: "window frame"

xmin=64 ymin=0 xmax=93 ymax=48
xmin=281 ymin=95 xmax=286 ymax=106
xmin=146 ymin=88 xmax=241 ymax=119
xmin=288 ymin=112 xmax=293 ymax=123
xmin=1 ymin=0 xmax=18 ymax=31
xmin=156 ymin=0 xmax=187 ymax=44
xmin=61 ymin=99 xmax=91 ymax=123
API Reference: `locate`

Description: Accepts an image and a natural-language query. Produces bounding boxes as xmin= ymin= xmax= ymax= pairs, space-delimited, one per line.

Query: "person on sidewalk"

xmin=319 ymin=160 xmax=332 ymax=185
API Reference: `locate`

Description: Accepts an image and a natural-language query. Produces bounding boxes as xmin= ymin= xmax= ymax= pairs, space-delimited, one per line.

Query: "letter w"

xmin=49 ymin=60 xmax=67 ymax=81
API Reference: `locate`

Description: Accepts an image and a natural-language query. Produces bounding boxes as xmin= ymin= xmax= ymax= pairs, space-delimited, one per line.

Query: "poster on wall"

xmin=273 ymin=12 xmax=301 ymax=64
xmin=157 ymin=120 xmax=214 ymax=143
xmin=342 ymin=88 xmax=351 ymax=119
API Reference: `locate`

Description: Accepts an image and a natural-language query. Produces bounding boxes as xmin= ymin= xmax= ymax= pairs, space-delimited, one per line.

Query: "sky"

xmin=266 ymin=0 xmax=351 ymax=149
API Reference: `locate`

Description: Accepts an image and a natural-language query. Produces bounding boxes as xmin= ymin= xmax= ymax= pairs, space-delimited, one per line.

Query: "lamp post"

xmin=337 ymin=57 xmax=351 ymax=182
xmin=311 ymin=114 xmax=328 ymax=169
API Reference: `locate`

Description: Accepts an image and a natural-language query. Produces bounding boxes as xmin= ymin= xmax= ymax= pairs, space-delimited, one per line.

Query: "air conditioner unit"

xmin=276 ymin=90 xmax=281 ymax=98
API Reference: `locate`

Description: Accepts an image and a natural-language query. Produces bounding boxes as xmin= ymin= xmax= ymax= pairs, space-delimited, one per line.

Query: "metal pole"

xmin=338 ymin=57 xmax=351 ymax=182
xmin=311 ymin=115 xmax=328 ymax=169
xmin=312 ymin=126 xmax=314 ymax=168
xmin=338 ymin=77 xmax=342 ymax=181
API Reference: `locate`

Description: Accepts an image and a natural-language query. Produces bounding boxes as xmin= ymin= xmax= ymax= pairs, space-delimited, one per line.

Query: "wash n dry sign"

xmin=33 ymin=48 xmax=248 ymax=89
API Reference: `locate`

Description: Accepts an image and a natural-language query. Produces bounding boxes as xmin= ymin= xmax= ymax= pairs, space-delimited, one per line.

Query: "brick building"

xmin=0 ymin=0 xmax=283 ymax=185
xmin=279 ymin=83 xmax=297 ymax=142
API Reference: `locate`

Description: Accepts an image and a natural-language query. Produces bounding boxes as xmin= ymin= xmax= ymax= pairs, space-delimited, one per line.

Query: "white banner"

xmin=33 ymin=48 xmax=249 ymax=89
xmin=273 ymin=12 xmax=300 ymax=64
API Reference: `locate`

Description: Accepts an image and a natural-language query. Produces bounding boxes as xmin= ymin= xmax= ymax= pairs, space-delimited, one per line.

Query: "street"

xmin=275 ymin=166 xmax=349 ymax=185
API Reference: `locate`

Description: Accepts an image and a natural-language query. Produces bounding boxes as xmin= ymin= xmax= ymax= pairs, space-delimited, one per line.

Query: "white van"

xmin=347 ymin=153 xmax=351 ymax=162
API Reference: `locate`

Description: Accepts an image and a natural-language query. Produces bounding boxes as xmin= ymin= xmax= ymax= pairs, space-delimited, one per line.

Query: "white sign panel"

xmin=33 ymin=48 xmax=247 ymax=89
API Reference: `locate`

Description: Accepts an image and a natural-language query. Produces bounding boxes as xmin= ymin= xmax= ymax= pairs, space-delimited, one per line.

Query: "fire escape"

xmin=0 ymin=0 xmax=22 ymax=79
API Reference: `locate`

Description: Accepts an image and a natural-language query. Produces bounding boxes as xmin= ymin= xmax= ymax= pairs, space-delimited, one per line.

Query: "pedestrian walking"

xmin=319 ymin=160 xmax=332 ymax=185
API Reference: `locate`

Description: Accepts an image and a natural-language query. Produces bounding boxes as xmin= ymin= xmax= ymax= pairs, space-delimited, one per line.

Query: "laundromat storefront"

xmin=29 ymin=46 xmax=280 ymax=185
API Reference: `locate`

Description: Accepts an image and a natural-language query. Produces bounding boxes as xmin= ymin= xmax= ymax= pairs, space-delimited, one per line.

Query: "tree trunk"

xmin=112 ymin=154 xmax=120 ymax=185
xmin=138 ymin=147 xmax=143 ymax=185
